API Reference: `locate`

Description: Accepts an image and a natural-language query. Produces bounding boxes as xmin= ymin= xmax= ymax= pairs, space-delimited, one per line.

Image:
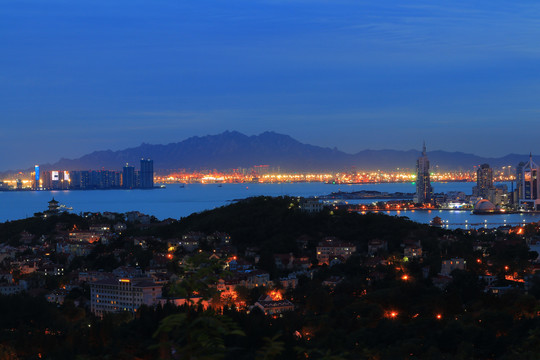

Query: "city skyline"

xmin=3 ymin=1 xmax=540 ymax=170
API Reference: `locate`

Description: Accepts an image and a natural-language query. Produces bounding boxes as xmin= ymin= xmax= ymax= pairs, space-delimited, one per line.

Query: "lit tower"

xmin=140 ymin=159 xmax=154 ymax=189
xmin=47 ymin=198 xmax=60 ymax=214
xmin=517 ymin=154 xmax=540 ymax=210
xmin=474 ymin=163 xmax=493 ymax=199
xmin=123 ymin=164 xmax=135 ymax=189
xmin=414 ymin=142 xmax=433 ymax=204
xmin=34 ymin=165 xmax=40 ymax=190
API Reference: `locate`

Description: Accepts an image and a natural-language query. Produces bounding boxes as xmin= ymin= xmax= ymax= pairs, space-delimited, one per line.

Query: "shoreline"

xmin=0 ymin=186 xmax=164 ymax=192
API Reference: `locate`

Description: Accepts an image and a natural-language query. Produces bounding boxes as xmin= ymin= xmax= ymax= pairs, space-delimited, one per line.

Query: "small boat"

xmin=217 ymin=184 xmax=223 ymax=188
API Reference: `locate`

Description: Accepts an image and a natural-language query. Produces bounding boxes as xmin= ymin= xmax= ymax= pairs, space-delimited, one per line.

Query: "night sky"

xmin=2 ymin=0 xmax=540 ymax=170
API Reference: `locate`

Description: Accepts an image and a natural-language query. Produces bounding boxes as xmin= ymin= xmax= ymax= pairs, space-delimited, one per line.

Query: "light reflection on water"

xmin=371 ymin=208 xmax=537 ymax=230
xmin=0 ymin=181 xmax=537 ymax=228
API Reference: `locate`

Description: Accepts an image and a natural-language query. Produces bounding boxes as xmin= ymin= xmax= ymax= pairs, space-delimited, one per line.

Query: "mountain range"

xmin=32 ymin=131 xmax=534 ymax=173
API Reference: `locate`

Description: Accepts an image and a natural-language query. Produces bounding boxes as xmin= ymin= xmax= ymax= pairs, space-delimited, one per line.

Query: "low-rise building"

xmin=274 ymin=253 xmax=294 ymax=270
xmin=299 ymin=198 xmax=324 ymax=213
xmin=368 ymin=239 xmax=387 ymax=255
xmin=253 ymin=295 xmax=294 ymax=315
xmin=46 ymin=289 xmax=68 ymax=305
xmin=79 ymin=271 xmax=114 ymax=283
xmin=112 ymin=266 xmax=143 ymax=278
xmin=89 ymin=224 xmax=111 ymax=234
xmin=440 ymin=258 xmax=467 ymax=276
xmin=90 ymin=277 xmax=162 ymax=317
xmin=243 ymin=270 xmax=271 ymax=288
xmin=404 ymin=244 xmax=422 ymax=259
xmin=322 ymin=276 xmax=343 ymax=288
xmin=228 ymin=258 xmax=253 ymax=272
xmin=178 ymin=239 xmax=200 ymax=252
xmin=69 ymin=231 xmax=100 ymax=243
xmin=280 ymin=274 xmax=298 ymax=289
xmin=56 ymin=241 xmax=94 ymax=257
xmin=126 ymin=211 xmax=151 ymax=224
xmin=316 ymin=238 xmax=356 ymax=265
xmin=0 ymin=280 xmax=28 ymax=295
xmin=114 ymin=223 xmax=127 ymax=232
xmin=18 ymin=261 xmax=38 ymax=274
xmin=39 ymin=264 xmax=65 ymax=277
xmin=0 ymin=271 xmax=13 ymax=283
xmin=529 ymin=240 xmax=540 ymax=263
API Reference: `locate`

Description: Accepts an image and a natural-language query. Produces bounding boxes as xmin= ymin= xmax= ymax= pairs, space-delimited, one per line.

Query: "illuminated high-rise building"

xmin=414 ymin=142 xmax=432 ymax=204
xmin=122 ymin=164 xmax=136 ymax=189
xmin=517 ymin=155 xmax=540 ymax=210
xmin=34 ymin=165 xmax=40 ymax=190
xmin=473 ymin=164 xmax=493 ymax=199
xmin=140 ymin=159 xmax=154 ymax=189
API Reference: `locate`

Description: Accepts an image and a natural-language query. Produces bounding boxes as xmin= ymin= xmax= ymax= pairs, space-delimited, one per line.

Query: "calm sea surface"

xmin=1 ymin=182 xmax=538 ymax=229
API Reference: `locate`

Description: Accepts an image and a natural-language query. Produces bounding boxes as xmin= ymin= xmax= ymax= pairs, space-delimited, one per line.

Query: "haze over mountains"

xmin=34 ymin=131 xmax=533 ymax=173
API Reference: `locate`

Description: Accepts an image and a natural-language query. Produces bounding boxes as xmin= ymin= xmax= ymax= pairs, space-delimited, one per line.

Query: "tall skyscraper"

xmin=515 ymin=162 xmax=525 ymax=204
xmin=140 ymin=159 xmax=154 ymax=189
xmin=123 ymin=164 xmax=136 ymax=189
xmin=517 ymin=155 xmax=540 ymax=210
xmin=414 ymin=142 xmax=432 ymax=204
xmin=473 ymin=163 xmax=493 ymax=199
xmin=34 ymin=165 xmax=40 ymax=190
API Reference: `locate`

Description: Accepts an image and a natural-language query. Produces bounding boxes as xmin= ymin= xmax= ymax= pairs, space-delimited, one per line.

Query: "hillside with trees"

xmin=1 ymin=197 xmax=540 ymax=359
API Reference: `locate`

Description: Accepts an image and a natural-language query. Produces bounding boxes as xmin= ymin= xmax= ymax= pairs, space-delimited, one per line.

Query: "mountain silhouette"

xmin=36 ymin=131 xmax=532 ymax=172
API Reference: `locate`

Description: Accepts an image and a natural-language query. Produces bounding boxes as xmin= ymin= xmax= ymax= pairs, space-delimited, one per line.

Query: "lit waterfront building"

xmin=34 ymin=165 xmax=40 ymax=190
xmin=473 ymin=163 xmax=493 ymax=199
xmin=414 ymin=142 xmax=433 ymax=204
xmin=517 ymin=155 xmax=540 ymax=210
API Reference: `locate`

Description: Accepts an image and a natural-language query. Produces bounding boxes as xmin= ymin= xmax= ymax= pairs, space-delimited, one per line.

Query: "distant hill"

xmin=32 ymin=131 xmax=535 ymax=172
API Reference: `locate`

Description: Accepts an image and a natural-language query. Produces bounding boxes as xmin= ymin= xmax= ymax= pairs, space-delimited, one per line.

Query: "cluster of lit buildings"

xmin=414 ymin=145 xmax=540 ymax=212
xmin=156 ymin=170 xmax=491 ymax=185
xmin=28 ymin=159 xmax=154 ymax=190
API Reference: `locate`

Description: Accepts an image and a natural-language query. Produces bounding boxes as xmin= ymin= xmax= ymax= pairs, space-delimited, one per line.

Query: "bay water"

xmin=1 ymin=182 xmax=538 ymax=229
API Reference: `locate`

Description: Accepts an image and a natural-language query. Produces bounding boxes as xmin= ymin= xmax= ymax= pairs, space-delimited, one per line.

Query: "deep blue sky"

xmin=2 ymin=0 xmax=540 ymax=170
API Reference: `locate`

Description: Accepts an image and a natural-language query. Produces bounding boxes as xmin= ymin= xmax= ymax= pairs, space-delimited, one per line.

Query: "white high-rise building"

xmin=518 ymin=155 xmax=540 ymax=210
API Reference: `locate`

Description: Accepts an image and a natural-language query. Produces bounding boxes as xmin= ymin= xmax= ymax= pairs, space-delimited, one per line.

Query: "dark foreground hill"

xmin=1 ymin=198 xmax=540 ymax=359
xmin=139 ymin=196 xmax=438 ymax=255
